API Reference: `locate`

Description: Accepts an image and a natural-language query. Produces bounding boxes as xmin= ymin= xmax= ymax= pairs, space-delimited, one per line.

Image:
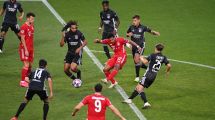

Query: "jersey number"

xmin=152 ymin=60 xmax=162 ymax=72
xmin=34 ymin=70 xmax=43 ymax=79
xmin=94 ymin=100 xmax=102 ymax=112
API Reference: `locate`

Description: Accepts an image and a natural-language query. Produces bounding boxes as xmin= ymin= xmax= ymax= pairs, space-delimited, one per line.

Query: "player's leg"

xmin=37 ymin=90 xmax=49 ymax=120
xmin=103 ymin=57 xmax=116 ymax=84
xmin=133 ymin=52 xmax=141 ymax=82
xmin=64 ymin=63 xmax=76 ymax=80
xmin=11 ymin=23 xmax=21 ymax=40
xmin=11 ymin=89 xmax=34 ymax=119
xmin=20 ymin=61 xmax=30 ymax=87
xmin=70 ymin=53 xmax=82 ymax=79
xmin=0 ymin=23 xmax=9 ymax=52
xmin=102 ymin=32 xmax=111 ymax=59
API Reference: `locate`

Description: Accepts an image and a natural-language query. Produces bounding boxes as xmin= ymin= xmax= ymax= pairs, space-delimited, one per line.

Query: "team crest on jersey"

xmin=14 ymin=4 xmax=17 ymax=8
xmin=107 ymin=14 xmax=111 ymax=19
xmin=139 ymin=28 xmax=142 ymax=32
xmin=75 ymin=35 xmax=78 ymax=39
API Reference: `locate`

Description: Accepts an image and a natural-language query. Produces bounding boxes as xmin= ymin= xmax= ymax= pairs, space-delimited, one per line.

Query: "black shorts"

xmin=139 ymin=72 xmax=157 ymax=88
xmin=1 ymin=22 xmax=20 ymax=33
xmin=64 ymin=52 xmax=82 ymax=65
xmin=132 ymin=42 xmax=145 ymax=57
xmin=102 ymin=31 xmax=113 ymax=46
xmin=25 ymin=89 xmax=48 ymax=100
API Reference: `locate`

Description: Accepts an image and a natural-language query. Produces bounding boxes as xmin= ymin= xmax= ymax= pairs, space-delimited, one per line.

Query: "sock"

xmin=104 ymin=71 xmax=116 ymax=84
xmin=21 ymin=67 xmax=29 ymax=81
xmin=140 ymin=92 xmax=148 ymax=103
xmin=77 ymin=69 xmax=81 ymax=79
xmin=107 ymin=70 xmax=118 ymax=84
xmin=0 ymin=37 xmax=4 ymax=50
xmin=135 ymin=64 xmax=141 ymax=77
xmin=43 ymin=103 xmax=49 ymax=120
xmin=104 ymin=46 xmax=111 ymax=59
xmin=141 ymin=64 xmax=148 ymax=69
xmin=128 ymin=90 xmax=139 ymax=99
xmin=15 ymin=102 xmax=27 ymax=117
xmin=65 ymin=71 xmax=76 ymax=80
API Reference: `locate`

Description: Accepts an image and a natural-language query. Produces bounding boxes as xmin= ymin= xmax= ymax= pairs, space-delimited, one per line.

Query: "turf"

xmin=0 ymin=0 xmax=215 ymax=120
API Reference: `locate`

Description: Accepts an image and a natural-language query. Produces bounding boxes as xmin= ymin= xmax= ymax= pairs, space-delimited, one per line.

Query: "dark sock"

xmin=77 ymin=70 xmax=81 ymax=79
xmin=65 ymin=71 xmax=76 ymax=80
xmin=104 ymin=46 xmax=111 ymax=59
xmin=128 ymin=90 xmax=139 ymax=99
xmin=135 ymin=64 xmax=141 ymax=77
xmin=43 ymin=103 xmax=49 ymax=120
xmin=0 ymin=37 xmax=4 ymax=50
xmin=141 ymin=64 xmax=148 ymax=69
xmin=140 ymin=92 xmax=148 ymax=103
xmin=15 ymin=102 xmax=27 ymax=117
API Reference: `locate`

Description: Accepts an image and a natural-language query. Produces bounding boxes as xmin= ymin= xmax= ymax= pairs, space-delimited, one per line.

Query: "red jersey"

xmin=20 ymin=23 xmax=34 ymax=50
xmin=101 ymin=37 xmax=129 ymax=55
xmin=82 ymin=93 xmax=112 ymax=120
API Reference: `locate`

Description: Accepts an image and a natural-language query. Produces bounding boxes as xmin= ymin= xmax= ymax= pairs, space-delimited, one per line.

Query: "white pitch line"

xmin=41 ymin=0 xmax=147 ymax=120
xmin=90 ymin=50 xmax=215 ymax=70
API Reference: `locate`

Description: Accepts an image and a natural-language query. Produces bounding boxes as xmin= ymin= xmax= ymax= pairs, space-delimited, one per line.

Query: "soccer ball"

xmin=72 ymin=79 xmax=82 ymax=88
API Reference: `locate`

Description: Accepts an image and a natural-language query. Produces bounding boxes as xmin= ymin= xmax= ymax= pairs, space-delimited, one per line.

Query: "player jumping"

xmin=60 ymin=20 xmax=87 ymax=82
xmin=127 ymin=15 xmax=160 ymax=82
xmin=10 ymin=59 xmax=53 ymax=120
xmin=72 ymin=83 xmax=126 ymax=120
xmin=19 ymin=12 xmax=35 ymax=88
xmin=98 ymin=0 xmax=120 ymax=59
xmin=94 ymin=33 xmax=141 ymax=88
xmin=123 ymin=44 xmax=171 ymax=109
xmin=0 ymin=0 xmax=24 ymax=53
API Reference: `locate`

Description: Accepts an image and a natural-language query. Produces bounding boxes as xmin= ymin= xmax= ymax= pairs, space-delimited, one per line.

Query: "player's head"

xmin=102 ymin=0 xmax=109 ymax=11
xmin=107 ymin=33 xmax=115 ymax=42
xmin=39 ymin=59 xmax=47 ymax=68
xmin=94 ymin=83 xmax=103 ymax=92
xmin=68 ymin=20 xmax=78 ymax=32
xmin=10 ymin=0 xmax=16 ymax=3
xmin=26 ymin=12 xmax=36 ymax=24
xmin=155 ymin=43 xmax=164 ymax=52
xmin=132 ymin=15 xmax=141 ymax=26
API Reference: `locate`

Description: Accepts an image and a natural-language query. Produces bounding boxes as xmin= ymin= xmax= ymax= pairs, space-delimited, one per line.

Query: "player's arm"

xmin=140 ymin=56 xmax=149 ymax=65
xmin=24 ymin=77 xmax=30 ymax=83
xmin=0 ymin=2 xmax=6 ymax=16
xmin=60 ymin=36 xmax=65 ymax=47
xmin=126 ymin=27 xmax=133 ymax=37
xmin=94 ymin=39 xmax=109 ymax=44
xmin=72 ymin=102 xmax=84 ymax=116
xmin=48 ymin=78 xmax=53 ymax=99
xmin=18 ymin=4 xmax=24 ymax=21
xmin=128 ymin=40 xmax=141 ymax=51
xmin=20 ymin=33 xmax=29 ymax=56
xmin=109 ymin=105 xmax=126 ymax=120
xmin=166 ymin=63 xmax=171 ymax=75
xmin=113 ymin=12 xmax=120 ymax=28
xmin=98 ymin=12 xmax=104 ymax=33
xmin=75 ymin=39 xmax=87 ymax=54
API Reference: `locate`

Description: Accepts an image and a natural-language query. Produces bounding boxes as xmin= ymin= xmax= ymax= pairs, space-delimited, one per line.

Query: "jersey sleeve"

xmin=20 ymin=25 xmax=26 ymax=36
xmin=81 ymin=96 xmax=89 ymax=105
xmin=146 ymin=54 xmax=153 ymax=61
xmin=163 ymin=56 xmax=170 ymax=65
xmin=113 ymin=11 xmax=119 ymax=21
xmin=18 ymin=3 xmax=24 ymax=13
xmin=101 ymin=39 xmax=109 ymax=44
xmin=143 ymin=26 xmax=152 ymax=33
xmin=105 ymin=98 xmax=112 ymax=107
xmin=127 ymin=26 xmax=132 ymax=33
xmin=3 ymin=2 xmax=7 ymax=9
xmin=46 ymin=71 xmax=52 ymax=79
xmin=100 ymin=11 xmax=103 ymax=20
xmin=122 ymin=38 xmax=129 ymax=44
xmin=80 ymin=33 xmax=86 ymax=41
xmin=64 ymin=33 xmax=69 ymax=43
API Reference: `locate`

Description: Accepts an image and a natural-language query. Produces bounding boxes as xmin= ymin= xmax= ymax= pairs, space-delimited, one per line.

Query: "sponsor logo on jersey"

xmin=107 ymin=14 xmax=111 ymax=19
xmin=139 ymin=28 xmax=142 ymax=32
xmin=103 ymin=20 xmax=110 ymax=24
xmin=75 ymin=35 xmax=78 ymax=39
xmin=69 ymin=42 xmax=78 ymax=45
xmin=7 ymin=5 xmax=16 ymax=12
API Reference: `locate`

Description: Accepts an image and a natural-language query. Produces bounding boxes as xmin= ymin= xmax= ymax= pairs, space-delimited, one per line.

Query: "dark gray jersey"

xmin=127 ymin=24 xmax=151 ymax=47
xmin=100 ymin=9 xmax=119 ymax=32
xmin=64 ymin=30 xmax=85 ymax=53
xmin=144 ymin=53 xmax=169 ymax=79
xmin=2 ymin=1 xmax=23 ymax=24
xmin=28 ymin=68 xmax=51 ymax=91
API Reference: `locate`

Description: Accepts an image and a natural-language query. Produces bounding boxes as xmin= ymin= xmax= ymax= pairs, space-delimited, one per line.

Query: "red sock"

xmin=21 ymin=67 xmax=29 ymax=81
xmin=105 ymin=71 xmax=116 ymax=84
xmin=107 ymin=70 xmax=118 ymax=84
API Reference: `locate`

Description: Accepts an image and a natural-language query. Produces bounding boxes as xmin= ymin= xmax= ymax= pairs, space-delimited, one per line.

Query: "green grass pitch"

xmin=0 ymin=0 xmax=215 ymax=120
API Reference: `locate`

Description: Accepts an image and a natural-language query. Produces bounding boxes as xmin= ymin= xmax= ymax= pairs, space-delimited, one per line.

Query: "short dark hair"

xmin=26 ymin=12 xmax=35 ymax=18
xmin=39 ymin=59 xmax=47 ymax=68
xmin=106 ymin=33 xmax=115 ymax=39
xmin=67 ymin=20 xmax=78 ymax=26
xmin=155 ymin=43 xmax=164 ymax=51
xmin=94 ymin=83 xmax=103 ymax=92
xmin=132 ymin=15 xmax=140 ymax=19
xmin=102 ymin=0 xmax=109 ymax=5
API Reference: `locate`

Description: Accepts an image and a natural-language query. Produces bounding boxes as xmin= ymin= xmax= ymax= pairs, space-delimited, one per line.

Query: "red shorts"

xmin=19 ymin=46 xmax=34 ymax=62
xmin=107 ymin=54 xmax=127 ymax=69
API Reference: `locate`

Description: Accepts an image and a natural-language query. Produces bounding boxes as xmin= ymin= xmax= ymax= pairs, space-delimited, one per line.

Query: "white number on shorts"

xmin=94 ymin=100 xmax=102 ymax=112
xmin=34 ymin=70 xmax=43 ymax=79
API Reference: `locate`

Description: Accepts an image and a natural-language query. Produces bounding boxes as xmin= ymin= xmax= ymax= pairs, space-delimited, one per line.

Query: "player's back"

xmin=82 ymin=93 xmax=112 ymax=120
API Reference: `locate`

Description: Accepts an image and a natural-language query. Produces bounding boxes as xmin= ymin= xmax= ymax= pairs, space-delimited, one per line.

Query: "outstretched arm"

xmin=128 ymin=40 xmax=141 ymax=51
xmin=140 ymin=56 xmax=149 ymax=65
xmin=72 ymin=102 xmax=84 ymax=117
xmin=109 ymin=105 xmax=126 ymax=120
xmin=150 ymin=30 xmax=160 ymax=36
xmin=60 ymin=34 xmax=65 ymax=47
